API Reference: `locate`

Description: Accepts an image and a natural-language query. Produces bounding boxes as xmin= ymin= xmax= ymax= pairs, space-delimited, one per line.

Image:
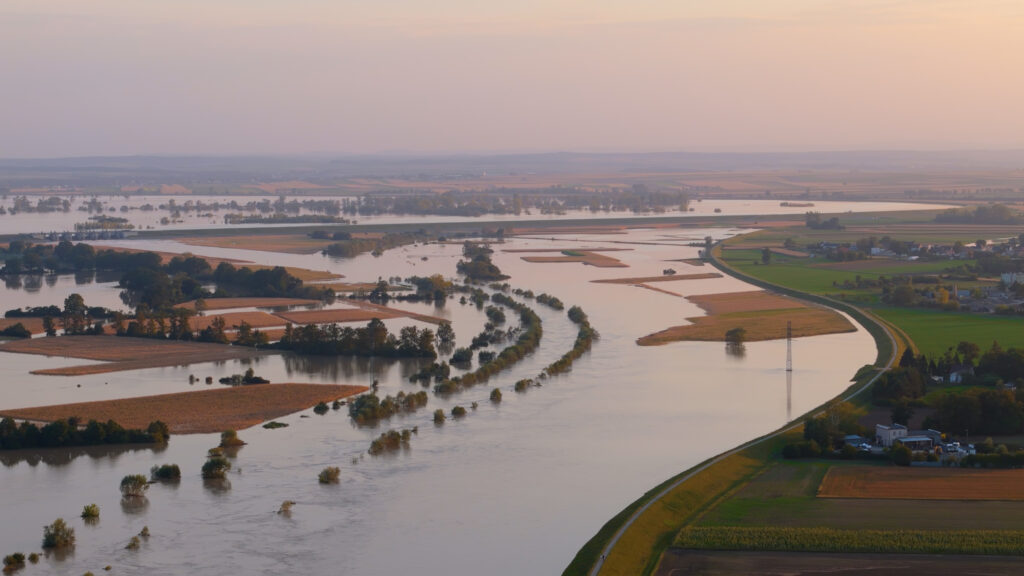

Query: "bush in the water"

xmin=41 ymin=518 xmax=75 ymax=549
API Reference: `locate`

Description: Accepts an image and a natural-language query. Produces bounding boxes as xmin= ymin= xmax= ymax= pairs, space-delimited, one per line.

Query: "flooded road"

xmin=0 ymin=226 xmax=875 ymax=575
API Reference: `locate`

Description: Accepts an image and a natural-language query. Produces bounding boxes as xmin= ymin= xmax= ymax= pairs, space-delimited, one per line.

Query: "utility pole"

xmin=786 ymin=320 xmax=793 ymax=422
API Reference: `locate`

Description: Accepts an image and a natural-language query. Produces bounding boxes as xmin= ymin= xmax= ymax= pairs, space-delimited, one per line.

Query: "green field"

xmin=696 ymin=461 xmax=1024 ymax=532
xmin=872 ymin=308 xmax=1024 ymax=358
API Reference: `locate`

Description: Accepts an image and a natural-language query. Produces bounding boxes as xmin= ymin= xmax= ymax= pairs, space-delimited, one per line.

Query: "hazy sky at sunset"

xmin=3 ymin=1 xmax=1023 ymax=157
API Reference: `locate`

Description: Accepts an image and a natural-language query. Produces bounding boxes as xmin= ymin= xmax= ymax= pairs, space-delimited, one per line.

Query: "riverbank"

xmin=564 ymin=243 xmax=898 ymax=576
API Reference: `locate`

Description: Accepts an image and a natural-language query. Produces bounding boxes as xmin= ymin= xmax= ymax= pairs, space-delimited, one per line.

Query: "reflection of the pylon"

xmin=786 ymin=368 xmax=792 ymax=423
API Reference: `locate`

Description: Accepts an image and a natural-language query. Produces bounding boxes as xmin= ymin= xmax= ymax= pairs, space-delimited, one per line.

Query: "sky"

xmin=2 ymin=0 xmax=1024 ymax=157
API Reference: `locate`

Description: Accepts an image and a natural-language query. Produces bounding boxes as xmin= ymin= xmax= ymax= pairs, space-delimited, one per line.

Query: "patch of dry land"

xmin=0 ymin=317 xmax=46 ymax=336
xmin=178 ymin=233 xmax=332 ymax=254
xmin=273 ymin=302 xmax=445 ymax=325
xmin=519 ymin=249 xmax=630 ymax=268
xmin=0 ymin=335 xmax=262 ymax=376
xmin=0 ymin=383 xmax=367 ymax=434
xmin=190 ymin=311 xmax=286 ymax=332
xmin=637 ymin=290 xmax=855 ymax=345
xmin=176 ymin=297 xmax=320 ymax=311
xmin=274 ymin=308 xmax=403 ymax=324
xmin=818 ymin=467 xmax=1024 ymax=501
xmin=592 ymin=273 xmax=722 ymax=284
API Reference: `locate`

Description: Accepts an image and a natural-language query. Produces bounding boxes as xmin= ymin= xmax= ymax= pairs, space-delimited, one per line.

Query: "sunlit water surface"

xmin=0 ymin=225 xmax=875 ymax=575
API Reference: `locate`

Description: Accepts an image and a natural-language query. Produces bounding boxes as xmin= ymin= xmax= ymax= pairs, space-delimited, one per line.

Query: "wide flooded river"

xmin=0 ymin=223 xmax=876 ymax=574
xmin=0 ymin=195 xmax=945 ymax=234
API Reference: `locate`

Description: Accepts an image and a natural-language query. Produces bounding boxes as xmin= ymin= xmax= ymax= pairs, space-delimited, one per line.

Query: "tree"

xmin=318 ymin=466 xmax=340 ymax=484
xmin=42 ymin=518 xmax=75 ymax=549
xmin=436 ymin=322 xmax=455 ymax=344
xmin=956 ymin=341 xmax=981 ymax=365
xmin=60 ymin=293 xmax=89 ymax=335
xmin=761 ymin=248 xmax=772 ymax=264
xmin=891 ymin=399 xmax=914 ymax=426
xmin=42 ymin=315 xmax=56 ymax=337
xmin=725 ymin=327 xmax=746 ymax=344
xmin=120 ymin=474 xmax=149 ymax=498
xmin=201 ymin=456 xmax=231 ymax=479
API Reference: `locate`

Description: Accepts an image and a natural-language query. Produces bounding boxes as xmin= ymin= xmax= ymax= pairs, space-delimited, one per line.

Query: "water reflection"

xmin=0 ymin=442 xmax=167 ymax=468
xmin=22 ymin=274 xmax=43 ymax=292
xmin=120 ymin=497 xmax=150 ymax=515
xmin=725 ymin=342 xmax=746 ymax=359
xmin=280 ymin=353 xmax=431 ymax=382
xmin=74 ymin=269 xmax=95 ymax=285
xmin=203 ymin=478 xmax=232 ymax=495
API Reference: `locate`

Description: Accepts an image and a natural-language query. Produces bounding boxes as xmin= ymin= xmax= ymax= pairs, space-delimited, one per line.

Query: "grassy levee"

xmin=565 ymin=243 xmax=898 ymax=576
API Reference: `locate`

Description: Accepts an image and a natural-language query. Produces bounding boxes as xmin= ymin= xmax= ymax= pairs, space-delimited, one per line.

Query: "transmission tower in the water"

xmin=786 ymin=320 xmax=793 ymax=421
xmin=786 ymin=321 xmax=793 ymax=373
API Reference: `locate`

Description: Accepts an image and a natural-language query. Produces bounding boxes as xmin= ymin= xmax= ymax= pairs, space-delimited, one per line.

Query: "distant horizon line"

xmin=5 ymin=147 xmax=1024 ymax=162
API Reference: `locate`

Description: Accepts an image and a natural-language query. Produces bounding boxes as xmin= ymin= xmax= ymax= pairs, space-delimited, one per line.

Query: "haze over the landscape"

xmin=3 ymin=0 xmax=1024 ymax=158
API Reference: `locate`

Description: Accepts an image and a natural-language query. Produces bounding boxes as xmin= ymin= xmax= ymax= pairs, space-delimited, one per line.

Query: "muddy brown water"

xmin=0 ymin=225 xmax=875 ymax=575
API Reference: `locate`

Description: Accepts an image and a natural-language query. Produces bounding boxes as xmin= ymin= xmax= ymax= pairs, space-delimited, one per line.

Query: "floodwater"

xmin=0 ymin=224 xmax=876 ymax=575
xmin=0 ymin=195 xmax=946 ymax=234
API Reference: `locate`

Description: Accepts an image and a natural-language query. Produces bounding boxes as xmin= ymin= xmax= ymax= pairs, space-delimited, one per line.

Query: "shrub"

xmin=27 ymin=554 xmax=38 ymax=564
xmin=313 ymin=401 xmax=329 ymax=415
xmin=318 ymin=466 xmax=341 ymax=484
xmin=41 ymin=518 xmax=75 ymax=549
xmin=150 ymin=463 xmax=181 ymax=481
xmin=514 ymin=378 xmax=533 ymax=392
xmin=490 ymin=388 xmax=502 ymax=403
xmin=433 ymin=409 xmax=446 ymax=424
xmin=262 ymin=421 xmax=288 ymax=429
xmin=125 ymin=536 xmax=140 ymax=550
xmin=278 ymin=500 xmax=295 ymax=514
xmin=201 ymin=456 xmax=231 ymax=479
xmin=891 ymin=444 xmax=912 ymax=466
xmin=451 ymin=405 xmax=467 ymax=418
xmin=139 ymin=526 xmax=150 ymax=539
xmin=219 ymin=430 xmax=245 ymax=447
xmin=2 ymin=553 xmax=25 ymax=569
xmin=119 ymin=474 xmax=149 ymax=498
xmin=80 ymin=503 xmax=100 ymax=519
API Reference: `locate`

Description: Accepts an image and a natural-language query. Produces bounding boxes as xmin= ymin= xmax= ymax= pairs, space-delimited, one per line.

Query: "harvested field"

xmin=635 ymin=284 xmax=684 ymax=297
xmin=274 ymin=302 xmax=446 ymax=326
xmin=0 ymin=335 xmax=261 ymax=376
xmin=655 ymin=549 xmax=1024 ymax=576
xmin=178 ymin=234 xmax=332 ymax=254
xmin=159 ymin=184 xmax=192 ymax=195
xmin=501 ymin=247 xmax=630 ymax=253
xmin=0 ymin=317 xmax=45 ymax=336
xmin=90 ymin=245 xmax=248 ymax=268
xmin=520 ymin=250 xmax=628 ymax=268
xmin=242 ymin=180 xmax=328 ymax=193
xmin=592 ymin=273 xmax=721 ymax=284
xmin=273 ymin=308 xmax=402 ymax=324
xmin=176 ymin=297 xmax=319 ymax=311
xmin=687 ymin=290 xmax=807 ymax=315
xmin=637 ymin=307 xmax=855 ymax=345
xmin=320 ymin=282 xmax=410 ymax=292
xmin=190 ymin=311 xmax=285 ymax=332
xmin=818 ymin=466 xmax=1024 ymax=501
xmin=343 ymin=300 xmax=446 ymax=325
xmin=0 ymin=383 xmax=366 ymax=434
xmin=242 ymin=265 xmax=342 ymax=282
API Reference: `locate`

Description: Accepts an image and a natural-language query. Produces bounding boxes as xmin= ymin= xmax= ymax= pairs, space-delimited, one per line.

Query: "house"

xmin=896 ymin=435 xmax=935 ymax=452
xmin=843 ymin=434 xmax=869 ymax=447
xmin=875 ymin=423 xmax=907 ymax=447
xmin=949 ymin=365 xmax=975 ymax=384
xmin=1001 ymin=273 xmax=1024 ymax=286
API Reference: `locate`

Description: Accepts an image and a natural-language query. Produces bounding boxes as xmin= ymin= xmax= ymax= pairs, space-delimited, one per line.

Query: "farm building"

xmin=896 ymin=435 xmax=935 ymax=452
xmin=876 ymin=423 xmax=907 ymax=447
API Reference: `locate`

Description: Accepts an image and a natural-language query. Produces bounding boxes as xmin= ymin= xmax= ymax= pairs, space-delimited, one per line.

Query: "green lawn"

xmin=872 ymin=308 xmax=1024 ymax=358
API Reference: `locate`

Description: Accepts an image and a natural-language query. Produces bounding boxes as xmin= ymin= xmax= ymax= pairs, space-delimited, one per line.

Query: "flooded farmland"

xmin=0 ymin=218 xmax=882 ymax=575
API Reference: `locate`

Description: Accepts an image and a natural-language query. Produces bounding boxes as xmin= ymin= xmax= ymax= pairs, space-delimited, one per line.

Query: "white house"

xmin=875 ymin=423 xmax=907 ymax=447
